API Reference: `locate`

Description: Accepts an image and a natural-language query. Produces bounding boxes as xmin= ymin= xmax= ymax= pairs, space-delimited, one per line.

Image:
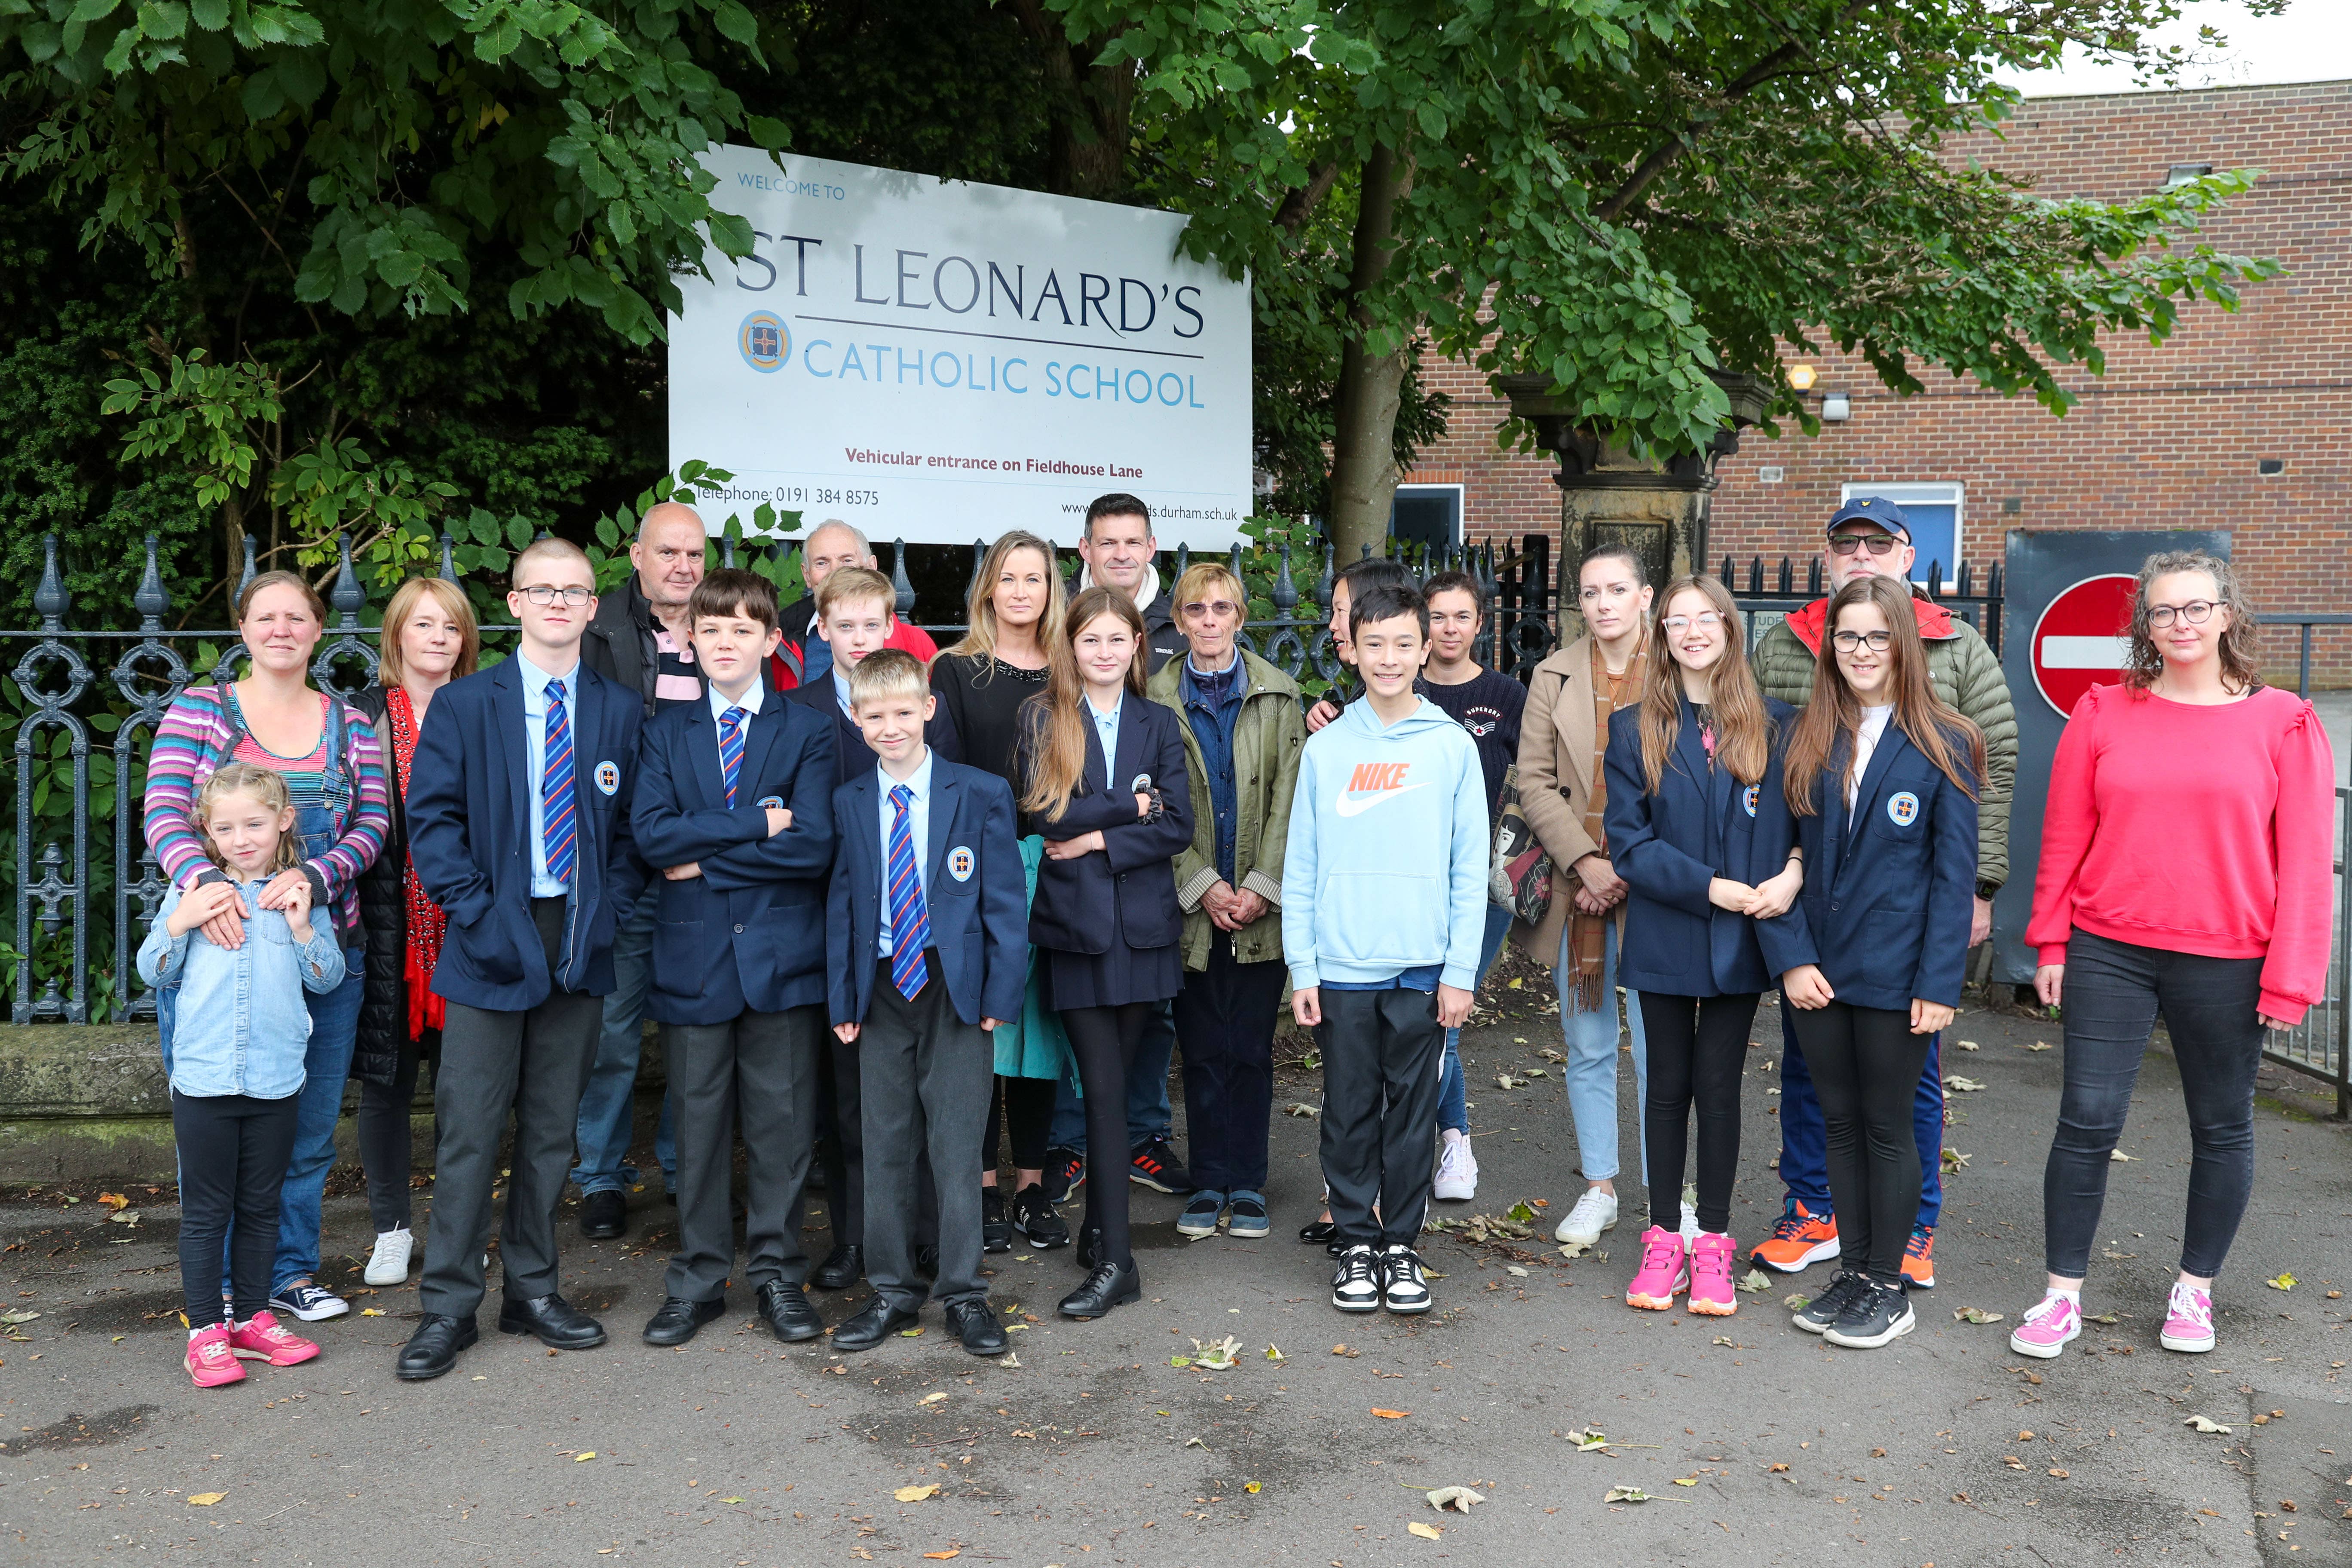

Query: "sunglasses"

xmin=1828 ymin=533 xmax=1902 ymax=557
xmin=1182 ymin=600 xmax=1241 ymax=619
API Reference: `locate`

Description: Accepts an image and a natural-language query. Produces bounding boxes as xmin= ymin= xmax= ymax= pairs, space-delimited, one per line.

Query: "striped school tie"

xmin=542 ymin=677 xmax=576 ymax=885
xmin=885 ymin=784 xmax=930 ymax=999
xmin=718 ymin=706 xmax=745 ymax=807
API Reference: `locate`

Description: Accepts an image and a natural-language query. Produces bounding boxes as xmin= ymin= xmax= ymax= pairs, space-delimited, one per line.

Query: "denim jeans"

xmin=1436 ymin=905 xmax=1516 ymax=1132
xmin=569 ymin=902 xmax=676 ymax=1195
xmin=267 ymin=947 xmax=366 ymax=1293
xmin=1555 ymin=922 xmax=1648 ymax=1184
xmin=1048 ymin=997 xmax=1176 ymax=1156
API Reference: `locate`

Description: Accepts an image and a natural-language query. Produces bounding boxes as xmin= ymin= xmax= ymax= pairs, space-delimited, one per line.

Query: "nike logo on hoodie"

xmin=1334 ymin=761 xmax=1428 ymax=817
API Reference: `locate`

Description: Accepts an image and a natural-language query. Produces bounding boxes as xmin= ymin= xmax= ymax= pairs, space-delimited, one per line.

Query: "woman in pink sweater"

xmin=2010 ymin=551 xmax=2334 ymax=1362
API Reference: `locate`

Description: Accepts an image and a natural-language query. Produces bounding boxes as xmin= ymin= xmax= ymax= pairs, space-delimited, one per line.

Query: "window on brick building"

xmin=1390 ymin=484 xmax=1464 ymax=552
xmin=1840 ymin=481 xmax=1963 ymax=590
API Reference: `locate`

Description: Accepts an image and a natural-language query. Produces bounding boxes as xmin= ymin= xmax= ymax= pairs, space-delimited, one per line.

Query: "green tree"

xmin=1065 ymin=0 xmax=2285 ymax=560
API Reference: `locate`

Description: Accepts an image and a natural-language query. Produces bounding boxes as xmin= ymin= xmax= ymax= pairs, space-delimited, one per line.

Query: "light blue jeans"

xmin=1556 ymin=922 xmax=1649 ymax=1185
xmin=569 ymin=902 xmax=676 ymax=1195
xmin=1437 ymin=905 xmax=1516 ymax=1132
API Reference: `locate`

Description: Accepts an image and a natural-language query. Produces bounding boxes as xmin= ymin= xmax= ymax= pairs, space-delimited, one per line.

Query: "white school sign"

xmin=668 ymin=150 xmax=1253 ymax=548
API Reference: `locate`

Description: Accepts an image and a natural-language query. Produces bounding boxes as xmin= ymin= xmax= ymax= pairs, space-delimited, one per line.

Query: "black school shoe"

xmin=1012 ymin=1183 xmax=1070 ymax=1249
xmin=946 ymin=1298 xmax=1009 ymax=1355
xmin=1058 ymin=1260 xmax=1141 ymax=1319
xmin=981 ymin=1188 xmax=1014 ymax=1254
xmin=811 ymin=1243 xmax=863 ymax=1290
xmin=579 ymin=1189 xmax=627 ymax=1240
xmin=1822 ymin=1279 xmax=1916 ymax=1349
xmin=1043 ymin=1148 xmax=1085 ymax=1206
xmin=641 ymin=1295 xmax=726 ymax=1347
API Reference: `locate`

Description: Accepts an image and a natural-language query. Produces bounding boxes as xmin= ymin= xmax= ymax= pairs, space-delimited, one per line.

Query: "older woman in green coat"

xmin=1145 ymin=560 xmax=1306 ymax=1242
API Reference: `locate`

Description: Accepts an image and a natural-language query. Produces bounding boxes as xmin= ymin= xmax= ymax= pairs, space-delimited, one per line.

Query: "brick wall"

xmin=1412 ymin=79 xmax=2352 ymax=687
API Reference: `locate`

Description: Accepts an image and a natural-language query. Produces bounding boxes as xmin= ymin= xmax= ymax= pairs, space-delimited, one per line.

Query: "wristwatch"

xmin=1976 ymin=880 xmax=2001 ymax=903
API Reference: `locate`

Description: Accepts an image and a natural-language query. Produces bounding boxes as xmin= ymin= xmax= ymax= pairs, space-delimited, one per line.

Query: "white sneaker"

xmin=364 ymin=1227 xmax=414 ymax=1286
xmin=1332 ymin=1244 xmax=1382 ymax=1313
xmin=1432 ymin=1134 xmax=1478 ymax=1201
xmin=1381 ymin=1246 xmax=1432 ymax=1314
xmin=1555 ymin=1188 xmax=1619 ymax=1246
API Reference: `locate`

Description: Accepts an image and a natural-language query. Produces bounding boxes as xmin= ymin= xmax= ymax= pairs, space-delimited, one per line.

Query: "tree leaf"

xmin=186 ymin=1493 xmax=225 ymax=1506
xmin=1407 ymin=1521 xmax=1443 ymax=1540
xmin=1603 ymin=1485 xmax=1651 ymax=1504
xmin=1426 ymin=1486 xmax=1484 ymax=1512
xmin=894 ymin=1483 xmax=940 ymax=1502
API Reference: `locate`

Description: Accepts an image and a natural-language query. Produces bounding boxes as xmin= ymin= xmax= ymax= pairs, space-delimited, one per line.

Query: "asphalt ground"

xmin=3 ymin=970 xmax=2347 ymax=1567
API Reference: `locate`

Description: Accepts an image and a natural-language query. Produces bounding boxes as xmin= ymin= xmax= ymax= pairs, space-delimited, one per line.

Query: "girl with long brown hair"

xmin=1601 ymin=575 xmax=1805 ymax=1320
xmin=1017 ymin=586 xmax=1193 ymax=1320
xmin=1772 ymin=574 xmax=1981 ymax=1350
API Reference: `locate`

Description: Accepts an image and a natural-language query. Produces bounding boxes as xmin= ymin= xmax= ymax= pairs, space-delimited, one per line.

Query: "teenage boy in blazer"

xmin=399 ymin=537 xmax=647 ymax=1381
xmin=630 ymin=569 xmax=839 ymax=1348
xmin=825 ymin=650 xmax=1026 ymax=1357
xmin=786 ymin=566 xmax=957 ymax=1288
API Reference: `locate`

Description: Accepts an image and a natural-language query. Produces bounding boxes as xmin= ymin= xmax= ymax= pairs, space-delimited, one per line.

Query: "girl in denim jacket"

xmin=138 ymin=764 xmax=347 ymax=1388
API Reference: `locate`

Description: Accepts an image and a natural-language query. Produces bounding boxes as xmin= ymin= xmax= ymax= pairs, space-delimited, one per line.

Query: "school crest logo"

xmin=947 ymin=846 xmax=975 ymax=882
xmin=1742 ymin=784 xmax=1759 ymax=818
xmin=594 ymin=760 xmax=620 ymax=796
xmin=1887 ymin=790 xmax=1920 ymax=827
xmin=738 ymin=311 xmax=788 ymax=373
xmin=756 ymin=796 xmax=784 ymax=811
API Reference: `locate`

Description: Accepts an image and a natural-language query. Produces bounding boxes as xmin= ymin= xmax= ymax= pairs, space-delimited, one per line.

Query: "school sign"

xmin=668 ymin=150 xmax=1254 ymax=548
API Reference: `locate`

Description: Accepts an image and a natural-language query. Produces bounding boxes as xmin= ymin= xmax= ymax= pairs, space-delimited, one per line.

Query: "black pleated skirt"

xmin=1042 ymin=939 xmax=1182 ymax=1011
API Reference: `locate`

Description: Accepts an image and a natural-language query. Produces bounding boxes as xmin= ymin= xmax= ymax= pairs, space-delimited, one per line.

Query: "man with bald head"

xmin=773 ymin=520 xmax=938 ymax=689
xmin=573 ymin=500 xmax=711 ymax=1239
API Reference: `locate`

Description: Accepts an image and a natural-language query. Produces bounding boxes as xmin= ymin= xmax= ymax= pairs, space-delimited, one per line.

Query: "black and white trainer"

xmin=1331 ymin=1243 xmax=1381 ymax=1313
xmin=1380 ymin=1246 xmax=1432 ymax=1314
xmin=1822 ymin=1278 xmax=1916 ymax=1349
xmin=1791 ymin=1269 xmax=1872 ymax=1336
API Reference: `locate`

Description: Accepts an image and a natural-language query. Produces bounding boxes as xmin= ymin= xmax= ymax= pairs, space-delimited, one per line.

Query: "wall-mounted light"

xmin=1821 ymin=393 xmax=1851 ymax=423
xmin=1787 ymin=364 xmax=1818 ymax=392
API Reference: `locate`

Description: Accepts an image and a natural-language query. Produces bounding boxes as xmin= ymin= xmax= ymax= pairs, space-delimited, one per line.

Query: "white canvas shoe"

xmin=1554 ymin=1188 xmax=1619 ymax=1247
xmin=364 ymin=1227 xmax=414 ymax=1286
xmin=1432 ymin=1134 xmax=1478 ymax=1201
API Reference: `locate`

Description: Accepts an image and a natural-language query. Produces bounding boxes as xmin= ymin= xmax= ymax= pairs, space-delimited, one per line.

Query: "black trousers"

xmin=665 ymin=1004 xmax=824 ymax=1302
xmin=1317 ymin=986 xmax=1445 ymax=1249
xmin=1173 ymin=934 xmax=1286 ymax=1194
xmin=1639 ymin=991 xmax=1759 ymax=1235
xmin=356 ymin=1031 xmax=435 ymax=1234
xmin=1061 ymin=1001 xmax=1152 ymax=1267
xmin=985 ymin=1075 xmax=1058 ymax=1176
xmin=420 ymin=898 xmax=605 ymax=1319
xmin=1791 ymin=1001 xmax=1929 ymax=1285
xmin=860 ymin=957 xmax=992 ymax=1310
xmin=173 ymin=1089 xmax=300 ymax=1326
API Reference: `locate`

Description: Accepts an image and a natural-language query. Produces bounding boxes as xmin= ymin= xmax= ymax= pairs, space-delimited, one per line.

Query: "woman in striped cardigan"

xmin=143 ymin=570 xmax=391 ymax=1324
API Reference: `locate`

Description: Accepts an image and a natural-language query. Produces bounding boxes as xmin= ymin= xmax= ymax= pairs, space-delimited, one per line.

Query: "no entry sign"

xmin=2029 ymin=573 xmax=2137 ymax=716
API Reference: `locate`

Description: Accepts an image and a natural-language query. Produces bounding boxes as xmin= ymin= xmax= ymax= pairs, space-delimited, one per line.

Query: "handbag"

xmin=1489 ymin=764 xmax=1552 ymax=924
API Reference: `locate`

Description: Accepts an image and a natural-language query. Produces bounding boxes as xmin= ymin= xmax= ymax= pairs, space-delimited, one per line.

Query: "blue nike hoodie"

xmin=1282 ymin=695 xmax=1489 ymax=993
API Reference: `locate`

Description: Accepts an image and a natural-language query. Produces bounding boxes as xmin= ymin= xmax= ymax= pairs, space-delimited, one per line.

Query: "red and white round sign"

xmin=2030 ymin=574 xmax=2137 ymax=716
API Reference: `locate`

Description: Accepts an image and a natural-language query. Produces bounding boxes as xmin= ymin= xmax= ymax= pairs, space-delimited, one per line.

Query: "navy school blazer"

xmin=824 ymin=757 xmax=1028 ymax=1028
xmin=784 ymin=676 xmax=963 ymax=788
xmin=1775 ymin=721 xmax=1979 ymax=1011
xmin=630 ymin=693 xmax=839 ymax=1025
xmin=407 ymin=655 xmax=648 ymax=1010
xmin=1019 ymin=695 xmax=1194 ymax=956
xmin=1602 ymin=697 xmax=1807 ymax=998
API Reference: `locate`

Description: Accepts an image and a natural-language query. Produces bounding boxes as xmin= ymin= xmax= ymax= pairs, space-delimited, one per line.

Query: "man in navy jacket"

xmin=398 ymin=538 xmax=647 ymax=1381
xmin=824 ymin=650 xmax=1026 ymax=1356
xmin=630 ymin=570 xmax=839 ymax=1348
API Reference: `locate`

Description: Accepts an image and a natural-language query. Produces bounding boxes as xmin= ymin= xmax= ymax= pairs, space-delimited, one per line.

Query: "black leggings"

xmin=1640 ymin=992 xmax=1759 ymax=1234
xmin=984 ymin=1074 xmax=1058 ymax=1177
xmin=355 ymin=1036 xmax=433 ymax=1233
xmin=1791 ymin=1001 xmax=1930 ymax=1285
xmin=173 ymin=1089 xmax=300 ymax=1327
xmin=1061 ymin=1002 xmax=1151 ymax=1268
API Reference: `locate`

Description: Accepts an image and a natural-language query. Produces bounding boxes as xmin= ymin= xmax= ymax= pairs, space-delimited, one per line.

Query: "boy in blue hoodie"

xmin=1283 ymin=583 xmax=1488 ymax=1317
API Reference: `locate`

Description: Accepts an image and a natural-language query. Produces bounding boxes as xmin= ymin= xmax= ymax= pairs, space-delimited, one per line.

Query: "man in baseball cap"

xmin=1744 ymin=494 xmax=2018 ymax=1293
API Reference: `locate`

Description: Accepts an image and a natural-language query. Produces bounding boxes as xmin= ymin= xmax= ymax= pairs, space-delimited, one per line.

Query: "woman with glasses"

xmin=1771 ymin=576 xmax=1982 ymax=1350
xmin=1602 ymin=576 xmax=1805 ymax=1319
xmin=2011 ymin=551 xmax=2334 ymax=1361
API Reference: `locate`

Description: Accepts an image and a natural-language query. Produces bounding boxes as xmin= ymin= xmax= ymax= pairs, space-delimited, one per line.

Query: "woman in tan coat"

xmin=1514 ymin=545 xmax=1668 ymax=1250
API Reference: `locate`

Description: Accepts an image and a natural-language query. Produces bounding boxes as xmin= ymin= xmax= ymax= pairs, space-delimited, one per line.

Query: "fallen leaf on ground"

xmin=2047 ymin=1468 xmax=2070 ymax=1479
xmin=0 ymin=1310 xmax=40 ymax=1325
xmin=97 ymin=1192 xmax=130 ymax=1210
xmin=1944 ymin=1076 xmax=1985 ymax=1093
xmin=2024 ymin=1039 xmax=2054 ymax=1051
xmin=1537 ymin=1048 xmax=1566 ymax=1063
xmin=1942 ymin=1149 xmax=1971 ymax=1172
xmin=1955 ymin=1039 xmax=1980 ymax=1051
xmin=1603 ymin=1485 xmax=1651 ymax=1504
xmin=574 ymin=1452 xmax=597 ymax=1462
xmin=1524 ymin=1067 xmax=1548 ymax=1078
xmin=1244 ymin=1481 xmax=1261 ymax=1494
xmin=1505 ymin=1265 xmax=1528 ymax=1278
xmin=1506 ymin=1200 xmax=1538 ymax=1224
xmin=1427 ymin=1486 xmax=1485 ymax=1512
xmin=2109 ymin=1150 xmax=2135 ymax=1163
xmin=1672 ymin=1476 xmax=1699 ymax=1487
xmin=1736 ymin=1270 xmax=1772 ymax=1293
xmin=1371 ymin=1408 xmax=1411 ymax=1420
xmin=894 ymin=1483 xmax=941 ymax=1502
xmin=359 ymin=1308 xmax=385 ymax=1317
xmin=2085 ymin=1312 xmax=2120 ymax=1325
xmin=1184 ymin=1436 xmax=1209 ymax=1449
xmin=1191 ymin=1335 xmax=1241 ymax=1369
xmin=1954 ymin=1306 xmax=2004 ymax=1324
xmin=1407 ymin=1522 xmax=1444 ymax=1540
xmin=1283 ymin=1103 xmax=1320 ymax=1118
xmin=1567 ymin=1426 xmax=1609 ymax=1451
xmin=2266 ymin=1273 xmax=2297 ymax=1291
xmin=2184 ymin=1415 xmax=2233 ymax=1433
xmin=1711 ymin=1336 xmax=1738 ymax=1347
xmin=1000 ymin=1353 xmax=1020 ymax=1368
xmin=1169 ymin=1356 xmax=1192 ymax=1368
xmin=923 ymin=1553 xmax=960 ymax=1561
xmin=1783 ymin=1293 xmax=1810 ymax=1311
xmin=1264 ymin=1344 xmax=1283 ymax=1362
xmin=187 ymin=1493 xmax=225 ymax=1506
xmin=1331 ymin=1344 xmax=1360 ymax=1358
xmin=1559 ymin=1240 xmax=1592 ymax=1259
xmin=720 ymin=1497 xmax=743 ymax=1504
xmin=1495 ymin=1074 xmax=1522 ymax=1089
xmin=899 ymin=1326 xmax=925 ymax=1337
xmin=919 ymin=1391 xmax=948 ymax=1404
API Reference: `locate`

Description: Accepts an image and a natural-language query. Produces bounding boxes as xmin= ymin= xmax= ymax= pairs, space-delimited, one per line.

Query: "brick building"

xmin=1407 ymin=78 xmax=2352 ymax=686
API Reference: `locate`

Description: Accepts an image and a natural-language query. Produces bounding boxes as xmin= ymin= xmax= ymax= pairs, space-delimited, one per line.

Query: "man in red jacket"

xmin=769 ymin=521 xmax=938 ymax=691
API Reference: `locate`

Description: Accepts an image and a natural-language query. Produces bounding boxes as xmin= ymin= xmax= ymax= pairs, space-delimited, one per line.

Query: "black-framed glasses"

xmin=1828 ymin=534 xmax=1901 ymax=557
xmin=1831 ymin=629 xmax=1893 ymax=652
xmin=521 ymin=585 xmax=594 ymax=607
xmin=2147 ymin=600 xmax=2217 ymax=628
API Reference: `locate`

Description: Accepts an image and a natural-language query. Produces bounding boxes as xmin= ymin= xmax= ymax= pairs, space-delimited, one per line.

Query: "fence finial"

xmin=135 ymin=535 xmax=168 ymax=630
xmin=236 ymin=535 xmax=258 ymax=597
xmin=438 ymin=533 xmax=458 ymax=582
xmin=331 ymin=534 xmax=364 ymax=629
xmin=1271 ymin=543 xmax=1298 ymax=614
xmin=34 ymin=534 xmax=70 ymax=631
xmin=890 ymin=539 xmax=914 ymax=617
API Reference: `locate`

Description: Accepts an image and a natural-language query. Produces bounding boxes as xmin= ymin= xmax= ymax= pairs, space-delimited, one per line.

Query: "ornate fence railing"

xmin=3 ymin=529 xmax=1562 ymax=1026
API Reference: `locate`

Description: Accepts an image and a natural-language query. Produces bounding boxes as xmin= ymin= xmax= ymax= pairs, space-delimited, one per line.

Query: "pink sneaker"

xmin=229 ymin=1310 xmax=321 ymax=1367
xmin=2008 ymin=1292 xmax=2081 ymax=1360
xmin=185 ymin=1323 xmax=245 ymax=1388
xmin=1687 ymin=1232 xmax=1740 ymax=1316
xmin=1625 ymin=1225 xmax=1688 ymax=1311
xmin=2159 ymin=1283 xmax=2214 ymax=1353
